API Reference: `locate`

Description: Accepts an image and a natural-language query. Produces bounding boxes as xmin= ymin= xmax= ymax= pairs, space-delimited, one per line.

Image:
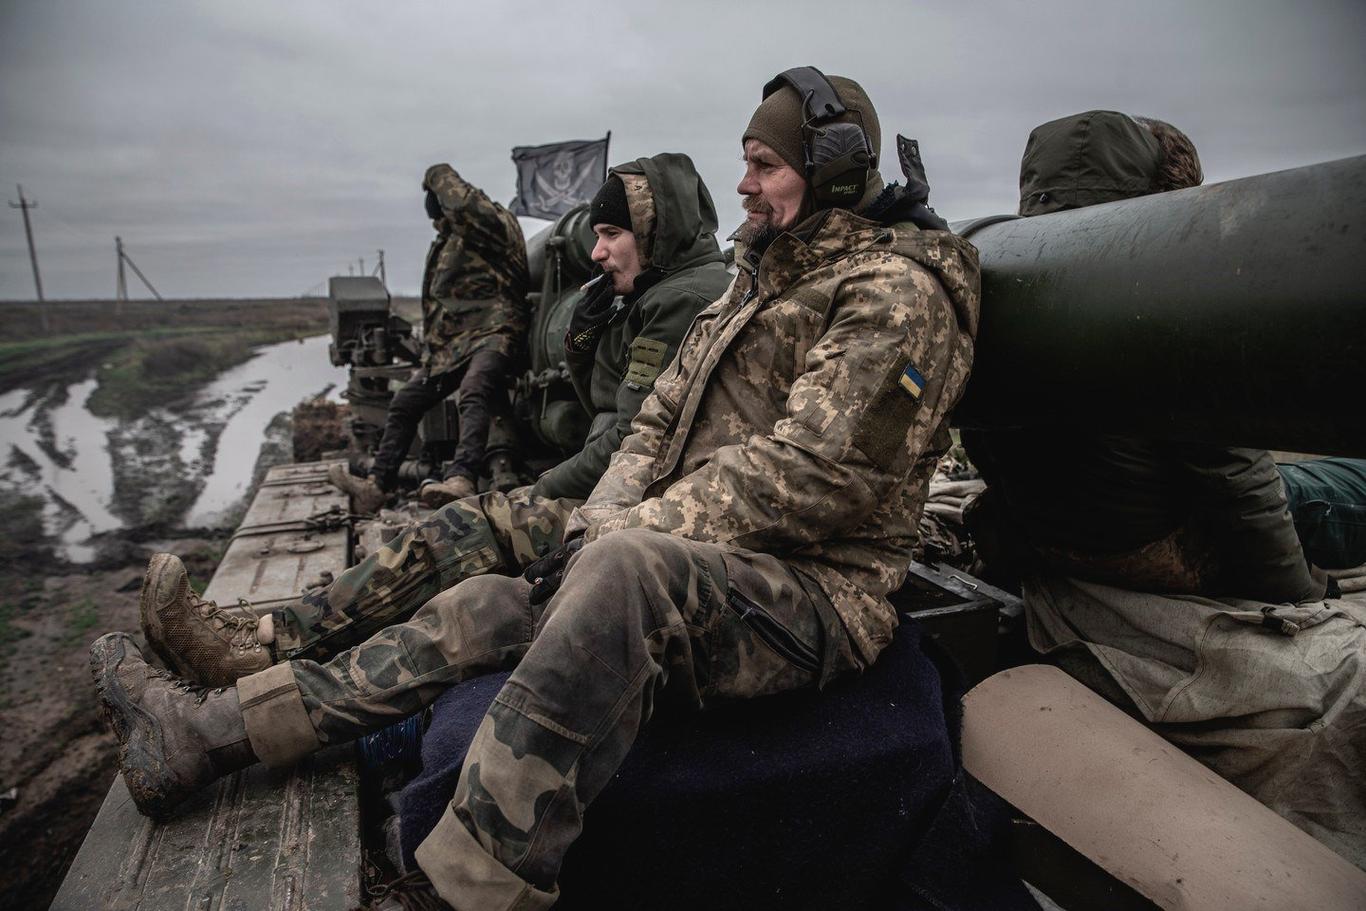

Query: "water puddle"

xmin=0 ymin=334 xmax=347 ymax=562
xmin=185 ymin=335 xmax=345 ymax=526
xmin=0 ymin=381 xmax=123 ymax=562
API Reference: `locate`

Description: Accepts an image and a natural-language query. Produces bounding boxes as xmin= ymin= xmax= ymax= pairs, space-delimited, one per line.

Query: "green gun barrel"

xmin=953 ymin=155 xmax=1366 ymax=457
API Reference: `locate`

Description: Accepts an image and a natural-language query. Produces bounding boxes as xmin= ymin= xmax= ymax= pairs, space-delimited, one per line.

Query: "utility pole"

xmin=376 ymin=249 xmax=386 ymax=287
xmin=9 ymin=185 xmax=47 ymax=330
xmin=359 ymin=256 xmax=365 ymax=277
xmin=115 ymin=236 xmax=128 ymax=313
xmin=115 ymin=236 xmax=163 ymax=310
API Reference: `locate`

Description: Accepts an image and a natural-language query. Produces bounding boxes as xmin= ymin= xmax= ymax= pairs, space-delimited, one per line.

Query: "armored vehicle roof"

xmin=328 ymin=275 xmax=389 ymax=304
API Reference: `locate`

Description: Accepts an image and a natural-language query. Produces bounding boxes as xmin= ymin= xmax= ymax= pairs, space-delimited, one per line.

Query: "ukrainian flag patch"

xmin=898 ymin=362 xmax=926 ymax=400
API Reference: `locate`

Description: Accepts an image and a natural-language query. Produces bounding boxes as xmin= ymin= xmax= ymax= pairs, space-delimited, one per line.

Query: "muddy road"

xmin=0 ymin=299 xmax=367 ymax=908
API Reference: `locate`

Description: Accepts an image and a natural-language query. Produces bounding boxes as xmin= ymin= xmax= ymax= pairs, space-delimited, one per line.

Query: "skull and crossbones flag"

xmin=509 ymin=134 xmax=611 ymax=220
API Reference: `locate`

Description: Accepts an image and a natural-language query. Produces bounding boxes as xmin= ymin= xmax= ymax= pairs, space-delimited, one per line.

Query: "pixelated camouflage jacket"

xmin=532 ymin=153 xmax=731 ymax=501
xmin=421 ymin=164 xmax=530 ymax=372
xmin=568 ymin=190 xmax=981 ymax=663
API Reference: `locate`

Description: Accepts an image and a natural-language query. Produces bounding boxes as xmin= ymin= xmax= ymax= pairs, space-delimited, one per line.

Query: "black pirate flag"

xmin=510 ymin=134 xmax=611 ymax=220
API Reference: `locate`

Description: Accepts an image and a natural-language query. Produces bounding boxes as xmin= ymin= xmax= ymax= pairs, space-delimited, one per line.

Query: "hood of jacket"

xmin=1018 ymin=111 xmax=1162 ymax=216
xmin=609 ymin=153 xmax=726 ymax=281
xmin=423 ymin=163 xmax=466 ymax=231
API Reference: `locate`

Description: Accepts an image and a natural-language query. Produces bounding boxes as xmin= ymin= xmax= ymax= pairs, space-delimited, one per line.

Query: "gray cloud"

xmin=2 ymin=0 xmax=1363 ymax=299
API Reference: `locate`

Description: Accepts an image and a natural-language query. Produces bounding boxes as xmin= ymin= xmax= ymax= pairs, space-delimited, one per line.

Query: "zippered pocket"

xmin=724 ymin=589 xmax=821 ymax=675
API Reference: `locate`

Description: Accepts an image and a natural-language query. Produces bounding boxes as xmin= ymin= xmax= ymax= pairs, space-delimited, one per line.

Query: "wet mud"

xmin=0 ymin=327 xmax=348 ymax=908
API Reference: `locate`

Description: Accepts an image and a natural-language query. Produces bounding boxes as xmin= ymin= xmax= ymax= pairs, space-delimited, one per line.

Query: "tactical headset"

xmin=761 ymin=66 xmax=874 ymax=209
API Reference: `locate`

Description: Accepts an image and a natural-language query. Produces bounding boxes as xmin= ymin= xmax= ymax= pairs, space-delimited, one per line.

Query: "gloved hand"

xmin=522 ymin=537 xmax=586 ymax=606
xmin=565 ymin=268 xmax=623 ymax=354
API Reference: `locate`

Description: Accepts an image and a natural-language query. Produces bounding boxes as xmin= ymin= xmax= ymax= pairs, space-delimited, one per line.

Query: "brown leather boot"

xmin=90 ymin=632 xmax=257 ymax=820
xmin=139 ymin=553 xmax=272 ymax=687
xmin=418 ymin=474 xmax=476 ymax=509
xmin=328 ymin=464 xmax=389 ymax=514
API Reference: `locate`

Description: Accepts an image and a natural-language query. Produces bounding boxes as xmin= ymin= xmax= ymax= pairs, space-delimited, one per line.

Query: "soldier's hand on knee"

xmin=523 ymin=537 xmax=585 ymax=605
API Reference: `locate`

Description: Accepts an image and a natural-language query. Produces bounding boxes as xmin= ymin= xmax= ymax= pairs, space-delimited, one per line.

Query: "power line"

xmin=9 ymin=184 xmax=47 ymax=330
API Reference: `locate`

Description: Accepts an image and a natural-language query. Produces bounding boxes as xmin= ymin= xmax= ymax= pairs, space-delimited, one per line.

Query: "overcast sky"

xmin=1 ymin=0 xmax=1363 ymax=300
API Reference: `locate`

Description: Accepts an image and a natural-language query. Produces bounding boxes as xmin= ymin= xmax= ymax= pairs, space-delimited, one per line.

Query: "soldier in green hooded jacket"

xmin=962 ymin=111 xmax=1366 ymax=866
xmin=94 ymin=69 xmax=981 ymax=909
xmin=136 ymin=154 xmax=730 ymax=683
xmin=964 ymin=111 xmax=1346 ymax=602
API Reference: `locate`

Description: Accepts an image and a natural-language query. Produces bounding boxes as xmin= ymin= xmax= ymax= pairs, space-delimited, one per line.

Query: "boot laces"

xmin=190 ymin=592 xmax=261 ymax=647
xmin=147 ymin=666 xmax=227 ymax=705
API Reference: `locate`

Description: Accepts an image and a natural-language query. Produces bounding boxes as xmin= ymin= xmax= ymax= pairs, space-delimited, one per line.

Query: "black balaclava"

xmin=424 ymin=189 xmax=442 ymax=221
xmin=589 ymin=175 xmax=631 ymax=230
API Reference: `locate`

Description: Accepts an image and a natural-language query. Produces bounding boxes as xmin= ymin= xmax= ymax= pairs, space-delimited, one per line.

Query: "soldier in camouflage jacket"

xmin=331 ymin=165 xmax=529 ymax=510
xmin=94 ymin=72 xmax=979 ymax=910
xmin=420 ymin=164 xmax=529 ymax=374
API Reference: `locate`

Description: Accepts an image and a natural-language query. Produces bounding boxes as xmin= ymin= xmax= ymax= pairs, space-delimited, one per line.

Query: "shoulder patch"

xmin=625 ymin=337 xmax=669 ymax=386
xmin=852 ymin=357 xmax=927 ymax=471
xmin=899 ymin=362 xmax=925 ymax=400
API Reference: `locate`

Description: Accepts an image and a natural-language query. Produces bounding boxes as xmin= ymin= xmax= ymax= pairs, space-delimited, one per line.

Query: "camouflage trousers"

xmin=236 ymin=527 xmax=860 ymax=910
xmin=273 ymin=487 xmax=578 ymax=661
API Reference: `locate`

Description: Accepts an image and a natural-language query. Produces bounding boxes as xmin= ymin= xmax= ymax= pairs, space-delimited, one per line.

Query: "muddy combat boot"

xmin=140 ymin=553 xmax=272 ymax=687
xmin=328 ymin=463 xmax=389 ymax=514
xmin=90 ymin=632 xmax=257 ymax=819
xmin=418 ymin=474 xmax=476 ymax=509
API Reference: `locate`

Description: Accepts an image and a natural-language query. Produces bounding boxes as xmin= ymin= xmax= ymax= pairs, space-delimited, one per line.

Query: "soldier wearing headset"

xmin=94 ymin=68 xmax=981 ymax=910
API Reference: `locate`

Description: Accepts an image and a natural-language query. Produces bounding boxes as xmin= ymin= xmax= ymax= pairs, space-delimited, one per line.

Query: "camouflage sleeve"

xmin=531 ymin=289 xmax=700 ymax=502
xmin=585 ymin=256 xmax=971 ymax=550
xmin=426 ymin=165 xmax=479 ymax=215
xmin=429 ymin=231 xmax=467 ymax=303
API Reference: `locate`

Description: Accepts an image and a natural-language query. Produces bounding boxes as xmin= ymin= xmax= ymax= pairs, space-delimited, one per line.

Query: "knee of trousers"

xmin=409 ymin=573 xmax=535 ymax=656
xmin=390 ymin=379 xmax=444 ymax=419
xmin=557 ymin=528 xmax=719 ymax=630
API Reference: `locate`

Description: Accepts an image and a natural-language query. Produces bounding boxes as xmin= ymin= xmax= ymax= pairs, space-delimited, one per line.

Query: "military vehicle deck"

xmin=53 ymin=461 xmax=365 ymax=911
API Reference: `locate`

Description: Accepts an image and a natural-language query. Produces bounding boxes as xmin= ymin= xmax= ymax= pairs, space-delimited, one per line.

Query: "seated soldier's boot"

xmin=140 ymin=553 xmax=272 ymax=687
xmin=90 ymin=632 xmax=257 ymax=820
xmin=418 ymin=474 xmax=476 ymax=509
xmin=328 ymin=464 xmax=388 ymax=514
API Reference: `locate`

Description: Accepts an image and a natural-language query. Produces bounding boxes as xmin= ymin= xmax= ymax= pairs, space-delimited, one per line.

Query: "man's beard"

xmin=733 ymin=196 xmax=784 ymax=254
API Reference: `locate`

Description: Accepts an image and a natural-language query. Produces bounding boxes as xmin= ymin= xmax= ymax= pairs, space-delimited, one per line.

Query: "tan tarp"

xmin=964 ymin=665 xmax=1366 ymax=910
xmin=1022 ymin=573 xmax=1366 ymax=868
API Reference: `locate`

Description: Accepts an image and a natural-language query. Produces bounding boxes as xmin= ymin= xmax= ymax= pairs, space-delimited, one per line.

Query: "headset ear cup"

xmin=808 ymin=122 xmax=870 ymax=207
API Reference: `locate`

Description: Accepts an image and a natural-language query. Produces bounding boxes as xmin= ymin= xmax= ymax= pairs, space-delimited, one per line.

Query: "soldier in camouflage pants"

xmin=272 ymin=488 xmax=577 ymax=661
xmin=241 ymin=528 xmax=856 ymax=907
xmin=331 ymin=163 xmax=530 ymax=511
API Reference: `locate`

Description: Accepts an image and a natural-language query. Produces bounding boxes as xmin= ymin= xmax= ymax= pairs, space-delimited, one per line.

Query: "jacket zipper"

xmin=725 ymin=589 xmax=821 ymax=675
xmin=739 ymin=259 xmax=759 ymax=307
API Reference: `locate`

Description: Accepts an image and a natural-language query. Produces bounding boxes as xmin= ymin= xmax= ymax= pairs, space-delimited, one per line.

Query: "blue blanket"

xmin=399 ymin=620 xmax=1035 ymax=911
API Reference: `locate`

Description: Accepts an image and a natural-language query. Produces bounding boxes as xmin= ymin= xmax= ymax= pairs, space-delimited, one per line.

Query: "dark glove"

xmin=522 ymin=537 xmax=586 ymax=605
xmin=565 ymin=268 xmax=623 ymax=354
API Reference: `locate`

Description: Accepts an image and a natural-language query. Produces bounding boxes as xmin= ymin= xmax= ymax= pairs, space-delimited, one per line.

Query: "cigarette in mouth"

xmin=581 ymin=273 xmax=608 ymax=292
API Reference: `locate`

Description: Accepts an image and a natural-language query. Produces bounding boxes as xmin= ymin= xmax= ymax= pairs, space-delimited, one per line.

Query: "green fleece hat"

xmin=743 ymin=73 xmax=881 ymax=174
xmin=1019 ymin=111 xmax=1162 ymax=216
